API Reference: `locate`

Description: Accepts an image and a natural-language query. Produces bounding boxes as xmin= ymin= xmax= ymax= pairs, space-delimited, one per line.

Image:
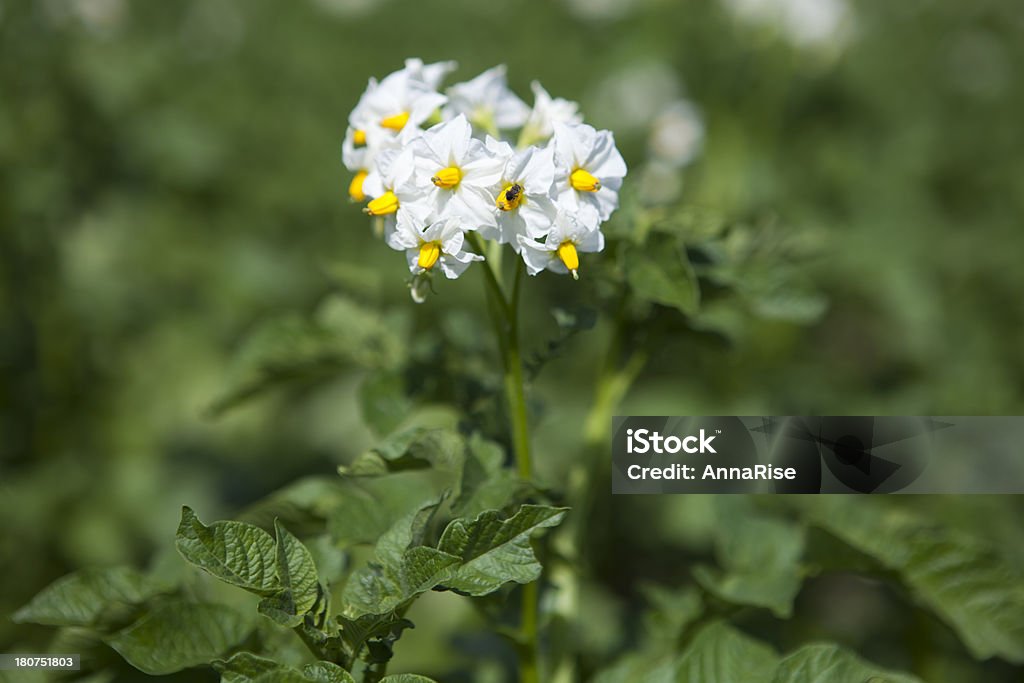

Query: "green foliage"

xmin=6 ymin=1 xmax=1024 ymax=682
xmin=794 ymin=497 xmax=1024 ymax=663
xmin=176 ymin=506 xmax=280 ymax=595
xmin=12 ymin=567 xmax=167 ymax=628
xmin=105 ymin=602 xmax=253 ymax=675
xmin=436 ymin=505 xmax=567 ymax=595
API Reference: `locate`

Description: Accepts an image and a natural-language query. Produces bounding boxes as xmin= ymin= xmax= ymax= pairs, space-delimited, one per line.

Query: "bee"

xmin=497 ymin=183 xmax=523 ymax=211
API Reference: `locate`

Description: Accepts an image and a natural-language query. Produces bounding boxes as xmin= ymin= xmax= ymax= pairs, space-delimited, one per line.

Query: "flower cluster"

xmin=342 ymin=59 xmax=626 ymax=293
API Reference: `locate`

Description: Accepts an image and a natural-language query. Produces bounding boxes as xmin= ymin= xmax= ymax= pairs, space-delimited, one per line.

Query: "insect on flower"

xmin=496 ymin=183 xmax=523 ymax=211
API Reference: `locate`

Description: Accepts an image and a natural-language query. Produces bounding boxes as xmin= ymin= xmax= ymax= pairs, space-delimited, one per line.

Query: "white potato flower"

xmin=344 ymin=59 xmax=455 ymax=202
xmin=442 ymin=65 xmax=530 ymax=135
xmin=387 ymin=208 xmax=483 ymax=279
xmin=519 ymin=81 xmax=583 ymax=146
xmin=343 ymin=61 xmax=634 ymax=291
xmin=361 ymin=141 xmax=427 ymax=237
xmin=348 ymin=59 xmax=450 ymax=143
xmin=517 ymin=210 xmax=605 ymax=280
xmin=480 ymin=139 xmax=559 ymax=251
xmin=407 ymin=115 xmax=505 ymax=229
xmin=552 ymin=122 xmax=627 ymax=225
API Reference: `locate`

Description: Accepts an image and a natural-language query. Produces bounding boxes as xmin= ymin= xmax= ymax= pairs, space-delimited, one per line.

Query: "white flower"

xmin=361 ymin=142 xmax=428 ymax=237
xmin=519 ymin=81 xmax=583 ymax=146
xmin=343 ymin=125 xmax=402 ymax=200
xmin=407 ymin=115 xmax=505 ymax=229
xmin=349 ymin=60 xmax=449 ymax=141
xmin=404 ymin=57 xmax=458 ymax=90
xmin=387 ymin=210 xmax=483 ymax=279
xmin=517 ymin=210 xmax=604 ymax=280
xmin=479 ymin=139 xmax=559 ymax=251
xmin=552 ymin=122 xmax=627 ymax=224
xmin=442 ymin=65 xmax=530 ymax=135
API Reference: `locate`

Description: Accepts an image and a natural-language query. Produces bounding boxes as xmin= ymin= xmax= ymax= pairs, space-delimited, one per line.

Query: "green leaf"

xmin=337 ymin=613 xmax=414 ymax=665
xmin=327 ymin=473 xmax=444 ymax=548
xmin=176 ymin=506 xmax=279 ymax=595
xmin=13 ymin=566 xmax=166 ymax=628
xmin=436 ymin=505 xmax=568 ymax=596
xmin=342 ymin=500 xmax=460 ymax=617
xmin=380 ymin=676 xmax=439 ymax=683
xmin=451 ymin=433 xmax=528 ymax=519
xmin=213 ymin=652 xmax=280 ymax=683
xmin=624 ymin=234 xmax=700 ymax=316
xmin=343 ymin=546 xmax=460 ymax=618
xmin=675 ymin=621 xmax=780 ymax=683
xmin=770 ymin=643 xmax=923 ymax=683
xmin=106 ymin=602 xmax=252 ymax=675
xmin=301 ymin=662 xmax=357 ymax=683
xmin=796 ymin=497 xmax=1024 ymax=663
xmin=692 ymin=506 xmax=805 ymax=618
xmin=257 ymin=521 xmax=324 ymax=627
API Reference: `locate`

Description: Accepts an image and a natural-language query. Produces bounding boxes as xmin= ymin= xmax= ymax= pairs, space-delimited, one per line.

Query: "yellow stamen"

xmin=365 ymin=191 xmax=398 ymax=216
xmin=417 ymin=242 xmax=441 ymax=270
xmin=496 ymin=183 xmax=524 ymax=211
xmin=353 ymin=129 xmax=367 ymax=146
xmin=557 ymin=241 xmax=580 ymax=280
xmin=380 ymin=111 xmax=410 ymax=131
xmin=348 ymin=170 xmax=368 ymax=202
xmin=570 ymin=168 xmax=601 ymax=192
xmin=431 ymin=166 xmax=463 ymax=189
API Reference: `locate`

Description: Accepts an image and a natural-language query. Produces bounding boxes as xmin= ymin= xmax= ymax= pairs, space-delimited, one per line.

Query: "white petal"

xmin=516 ymin=236 xmax=555 ymax=276
xmin=588 ymin=130 xmax=628 ymax=178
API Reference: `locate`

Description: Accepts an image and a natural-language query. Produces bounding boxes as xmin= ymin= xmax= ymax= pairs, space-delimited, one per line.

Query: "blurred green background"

xmin=2 ymin=0 xmax=1024 ymax=680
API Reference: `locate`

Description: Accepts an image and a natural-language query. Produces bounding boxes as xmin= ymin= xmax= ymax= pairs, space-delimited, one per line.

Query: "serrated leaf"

xmin=770 ymin=643 xmax=922 ymax=683
xmin=796 ymin=497 xmax=1024 ymax=663
xmin=380 ymin=676 xmax=438 ymax=683
xmin=624 ymin=234 xmax=699 ymax=316
xmin=257 ymin=521 xmax=323 ymax=627
xmin=176 ymin=506 xmax=279 ymax=595
xmin=13 ymin=566 xmax=167 ymax=628
xmin=692 ymin=507 xmax=805 ymax=618
xmin=436 ymin=505 xmax=568 ymax=596
xmin=106 ymin=602 xmax=252 ymax=675
xmin=675 ymin=621 xmax=780 ymax=683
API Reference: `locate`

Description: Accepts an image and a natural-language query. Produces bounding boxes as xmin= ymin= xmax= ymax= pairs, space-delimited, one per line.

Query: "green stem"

xmin=472 ymin=240 xmax=538 ymax=682
xmin=505 ymin=261 xmax=532 ymax=480
xmin=518 ymin=581 xmax=540 ymax=683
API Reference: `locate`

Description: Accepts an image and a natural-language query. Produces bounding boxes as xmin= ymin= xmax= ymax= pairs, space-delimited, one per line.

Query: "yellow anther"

xmin=349 ymin=170 xmax=368 ymax=202
xmin=380 ymin=111 xmax=410 ymax=131
xmin=431 ymin=166 xmax=463 ymax=189
xmin=365 ymin=191 xmax=399 ymax=216
xmin=496 ymin=183 xmax=524 ymax=211
xmin=570 ymin=168 xmax=601 ymax=192
xmin=353 ymin=129 xmax=367 ymax=146
xmin=557 ymin=241 xmax=580 ymax=280
xmin=417 ymin=242 xmax=441 ymax=270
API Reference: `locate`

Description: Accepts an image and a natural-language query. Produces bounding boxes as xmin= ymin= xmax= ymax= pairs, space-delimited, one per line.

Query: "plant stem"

xmin=505 ymin=261 xmax=532 ymax=480
xmin=518 ymin=580 xmax=540 ymax=683
xmin=471 ymin=239 xmax=538 ymax=682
